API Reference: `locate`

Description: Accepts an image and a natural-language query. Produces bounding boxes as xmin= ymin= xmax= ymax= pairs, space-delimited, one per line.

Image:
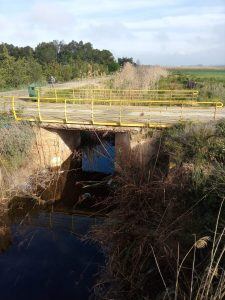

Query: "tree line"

xmin=0 ymin=40 xmax=134 ymax=89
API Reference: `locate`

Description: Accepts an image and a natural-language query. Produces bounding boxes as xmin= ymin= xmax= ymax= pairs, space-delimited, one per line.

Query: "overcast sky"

xmin=0 ymin=0 xmax=225 ymax=65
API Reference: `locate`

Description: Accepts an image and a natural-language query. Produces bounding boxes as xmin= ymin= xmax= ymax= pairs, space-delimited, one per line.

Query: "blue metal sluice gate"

xmin=82 ymin=141 xmax=115 ymax=174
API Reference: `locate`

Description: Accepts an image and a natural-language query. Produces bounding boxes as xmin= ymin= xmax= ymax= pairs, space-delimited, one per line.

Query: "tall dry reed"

xmin=113 ymin=62 xmax=168 ymax=89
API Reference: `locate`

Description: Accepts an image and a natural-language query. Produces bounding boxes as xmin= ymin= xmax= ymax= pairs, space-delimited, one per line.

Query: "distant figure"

xmin=187 ymin=80 xmax=197 ymax=89
xmin=48 ymin=75 xmax=56 ymax=88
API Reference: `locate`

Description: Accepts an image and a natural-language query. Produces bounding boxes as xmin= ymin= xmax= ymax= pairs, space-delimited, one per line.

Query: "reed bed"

xmin=91 ymin=120 xmax=225 ymax=299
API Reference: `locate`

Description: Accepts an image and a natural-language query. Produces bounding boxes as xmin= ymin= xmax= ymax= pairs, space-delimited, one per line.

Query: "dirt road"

xmin=0 ymin=77 xmax=108 ymax=97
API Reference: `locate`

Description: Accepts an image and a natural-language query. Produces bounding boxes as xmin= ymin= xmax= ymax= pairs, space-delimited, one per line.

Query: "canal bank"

xmin=1 ymin=113 xmax=225 ymax=299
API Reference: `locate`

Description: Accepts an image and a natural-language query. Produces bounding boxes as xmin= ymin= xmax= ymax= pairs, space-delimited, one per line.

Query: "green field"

xmin=158 ymin=68 xmax=225 ymax=103
xmin=171 ymin=68 xmax=225 ymax=83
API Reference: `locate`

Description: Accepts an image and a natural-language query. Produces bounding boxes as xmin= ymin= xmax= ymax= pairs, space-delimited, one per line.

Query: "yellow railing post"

xmin=214 ymin=103 xmax=217 ymax=121
xmin=72 ymin=89 xmax=75 ymax=104
xmin=11 ymin=96 xmax=18 ymax=121
xmin=148 ymin=101 xmax=151 ymax=125
xmin=119 ymin=100 xmax=122 ymax=125
xmin=180 ymin=103 xmax=183 ymax=120
xmin=91 ymin=97 xmax=94 ymax=124
xmin=37 ymin=89 xmax=42 ymax=122
xmin=54 ymin=89 xmax=58 ymax=103
xmin=64 ymin=99 xmax=68 ymax=123
xmin=110 ymin=90 xmax=112 ymax=106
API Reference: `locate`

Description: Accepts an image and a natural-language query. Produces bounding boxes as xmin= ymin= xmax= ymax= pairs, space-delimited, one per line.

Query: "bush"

xmin=0 ymin=114 xmax=33 ymax=170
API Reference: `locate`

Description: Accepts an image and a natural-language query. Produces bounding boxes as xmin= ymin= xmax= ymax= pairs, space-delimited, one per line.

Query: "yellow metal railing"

xmin=39 ymin=88 xmax=199 ymax=103
xmin=0 ymin=94 xmax=223 ymax=128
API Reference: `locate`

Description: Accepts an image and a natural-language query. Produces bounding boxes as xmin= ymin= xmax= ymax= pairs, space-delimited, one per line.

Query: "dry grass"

xmin=91 ymin=121 xmax=225 ymax=300
xmin=112 ymin=63 xmax=168 ymax=89
xmin=92 ymin=167 xmax=225 ymax=300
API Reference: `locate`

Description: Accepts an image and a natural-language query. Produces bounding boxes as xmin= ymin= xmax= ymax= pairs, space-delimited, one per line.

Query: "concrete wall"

xmin=115 ymin=131 xmax=158 ymax=172
xmin=0 ymin=127 xmax=81 ymax=201
xmin=32 ymin=128 xmax=80 ymax=169
xmin=115 ymin=132 xmax=131 ymax=172
xmin=1 ymin=126 xmax=158 ymax=202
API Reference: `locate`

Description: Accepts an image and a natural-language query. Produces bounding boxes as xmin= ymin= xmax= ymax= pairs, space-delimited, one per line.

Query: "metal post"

xmin=214 ymin=104 xmax=217 ymax=121
xmin=54 ymin=89 xmax=58 ymax=103
xmin=64 ymin=99 xmax=68 ymax=123
xmin=180 ymin=103 xmax=183 ymax=120
xmin=37 ymin=89 xmax=42 ymax=122
xmin=11 ymin=96 xmax=18 ymax=121
xmin=148 ymin=101 xmax=151 ymax=127
xmin=72 ymin=89 xmax=75 ymax=105
xmin=119 ymin=100 xmax=122 ymax=125
xmin=91 ymin=97 xmax=94 ymax=124
xmin=110 ymin=90 xmax=112 ymax=106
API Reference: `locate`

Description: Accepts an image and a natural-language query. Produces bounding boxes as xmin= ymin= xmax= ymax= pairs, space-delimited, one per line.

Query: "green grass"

xmin=159 ymin=68 xmax=225 ymax=103
xmin=171 ymin=69 xmax=225 ymax=83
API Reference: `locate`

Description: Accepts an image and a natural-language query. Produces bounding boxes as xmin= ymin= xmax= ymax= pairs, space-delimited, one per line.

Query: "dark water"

xmin=0 ymin=211 xmax=104 ymax=300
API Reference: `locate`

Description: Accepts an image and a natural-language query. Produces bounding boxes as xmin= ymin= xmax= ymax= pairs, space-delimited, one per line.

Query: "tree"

xmin=0 ymin=40 xmax=119 ymax=90
xmin=35 ymin=42 xmax=58 ymax=65
xmin=118 ymin=57 xmax=135 ymax=67
xmin=0 ymin=43 xmax=34 ymax=60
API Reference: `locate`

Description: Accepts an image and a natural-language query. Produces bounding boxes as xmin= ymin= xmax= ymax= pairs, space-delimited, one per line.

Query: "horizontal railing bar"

xmin=15 ymin=97 xmax=223 ymax=107
xmin=41 ymin=88 xmax=199 ymax=93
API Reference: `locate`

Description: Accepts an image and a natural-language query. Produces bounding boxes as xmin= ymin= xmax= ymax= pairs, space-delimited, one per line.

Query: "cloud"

xmin=30 ymin=2 xmax=75 ymax=31
xmin=0 ymin=0 xmax=224 ymax=65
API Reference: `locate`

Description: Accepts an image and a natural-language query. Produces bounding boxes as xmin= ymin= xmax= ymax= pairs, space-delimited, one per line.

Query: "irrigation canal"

xmin=0 ymin=209 xmax=104 ymax=300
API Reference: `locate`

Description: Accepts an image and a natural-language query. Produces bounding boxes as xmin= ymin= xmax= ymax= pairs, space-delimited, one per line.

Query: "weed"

xmin=91 ymin=119 xmax=225 ymax=299
xmin=0 ymin=113 xmax=33 ymax=171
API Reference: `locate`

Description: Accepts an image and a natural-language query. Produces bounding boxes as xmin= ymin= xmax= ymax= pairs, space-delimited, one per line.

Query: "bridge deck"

xmin=1 ymin=96 xmax=224 ymax=128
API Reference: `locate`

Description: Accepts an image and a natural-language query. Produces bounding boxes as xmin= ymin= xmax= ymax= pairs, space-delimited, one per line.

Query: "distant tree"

xmin=0 ymin=40 xmax=119 ymax=89
xmin=35 ymin=42 xmax=58 ymax=65
xmin=25 ymin=57 xmax=43 ymax=83
xmin=118 ymin=57 xmax=135 ymax=67
xmin=0 ymin=43 xmax=34 ymax=60
xmin=108 ymin=61 xmax=120 ymax=72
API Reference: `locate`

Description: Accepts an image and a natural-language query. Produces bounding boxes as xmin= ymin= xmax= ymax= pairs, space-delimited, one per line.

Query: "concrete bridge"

xmin=0 ymin=88 xmax=224 ymax=130
xmin=1 ymin=88 xmax=224 ymax=198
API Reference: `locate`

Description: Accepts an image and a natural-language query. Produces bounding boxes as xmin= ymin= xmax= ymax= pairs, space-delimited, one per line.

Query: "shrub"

xmin=0 ymin=114 xmax=33 ymax=170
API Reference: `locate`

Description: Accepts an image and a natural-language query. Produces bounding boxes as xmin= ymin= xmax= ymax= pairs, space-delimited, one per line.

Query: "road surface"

xmin=2 ymin=98 xmax=224 ymax=127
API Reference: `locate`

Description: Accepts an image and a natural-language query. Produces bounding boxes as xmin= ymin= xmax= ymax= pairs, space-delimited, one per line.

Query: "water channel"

xmin=0 ymin=209 xmax=104 ymax=300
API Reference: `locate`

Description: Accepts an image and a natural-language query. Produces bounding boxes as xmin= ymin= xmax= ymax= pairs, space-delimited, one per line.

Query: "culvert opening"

xmin=61 ymin=130 xmax=116 ymax=208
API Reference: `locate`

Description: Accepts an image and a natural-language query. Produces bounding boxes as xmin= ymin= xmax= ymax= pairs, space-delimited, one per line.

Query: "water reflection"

xmin=0 ymin=211 xmax=104 ymax=300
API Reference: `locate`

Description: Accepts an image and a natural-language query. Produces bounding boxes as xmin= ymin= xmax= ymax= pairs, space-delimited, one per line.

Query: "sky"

xmin=0 ymin=0 xmax=225 ymax=65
